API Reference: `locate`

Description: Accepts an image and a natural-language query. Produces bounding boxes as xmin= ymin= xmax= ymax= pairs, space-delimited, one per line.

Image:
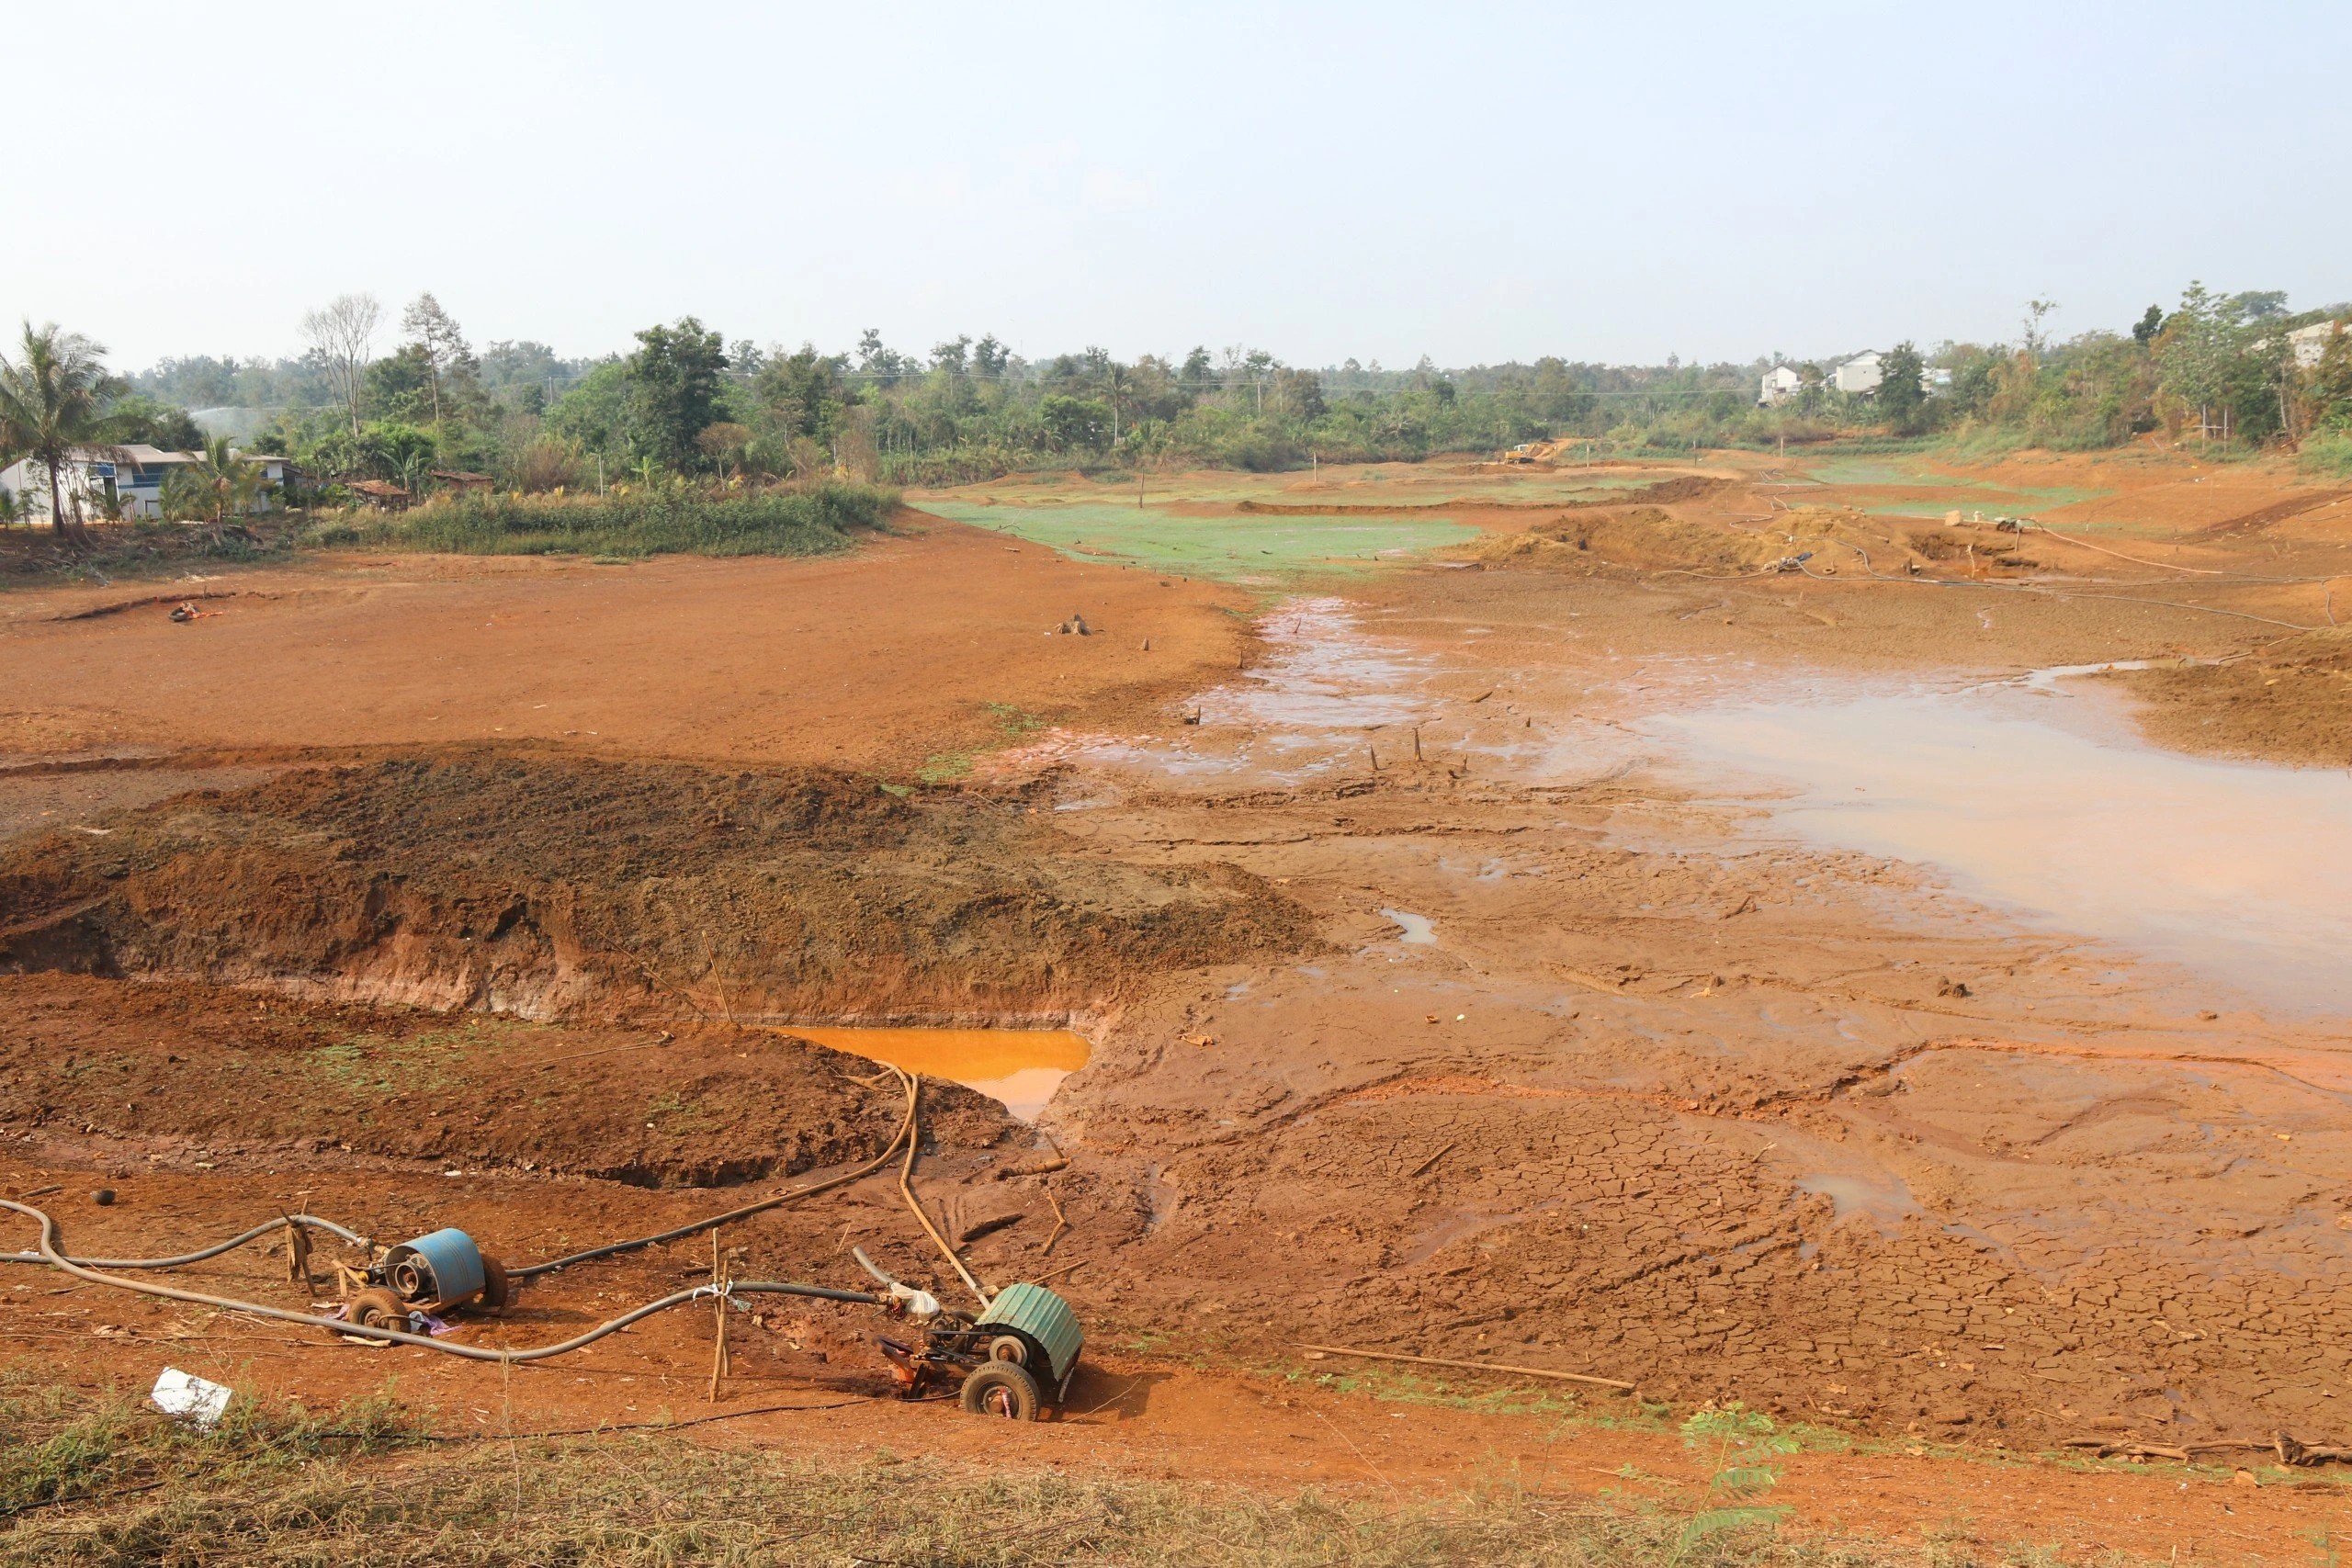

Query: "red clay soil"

xmin=0 ymin=1106 xmax=2340 ymax=1562
xmin=0 ymin=514 xmax=1248 ymax=773
xmin=0 ymin=973 xmax=1013 ymax=1189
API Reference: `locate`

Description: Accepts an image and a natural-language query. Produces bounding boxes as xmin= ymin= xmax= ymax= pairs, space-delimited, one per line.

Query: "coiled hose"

xmin=0 ymin=1065 xmax=996 ymax=1362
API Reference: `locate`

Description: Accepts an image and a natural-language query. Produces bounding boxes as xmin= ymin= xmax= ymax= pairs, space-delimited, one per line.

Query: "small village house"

xmin=1758 ymin=365 xmax=1804 ymax=406
xmin=0 ymin=445 xmax=288 ymax=524
xmin=2290 ymin=320 xmax=2346 ymax=369
xmin=1830 ymin=352 xmax=1947 ymax=398
xmin=1834 ymin=352 xmax=1885 ymax=395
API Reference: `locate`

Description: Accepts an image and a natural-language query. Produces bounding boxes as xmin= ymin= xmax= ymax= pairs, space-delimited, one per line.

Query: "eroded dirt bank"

xmin=0 ymin=750 xmax=1313 ymax=1021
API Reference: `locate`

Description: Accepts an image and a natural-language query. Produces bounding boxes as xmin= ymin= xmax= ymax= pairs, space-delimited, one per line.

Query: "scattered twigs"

xmin=2059 ymin=1430 xmax=2352 ymax=1466
xmin=1296 ymin=1342 xmax=1634 ymax=1392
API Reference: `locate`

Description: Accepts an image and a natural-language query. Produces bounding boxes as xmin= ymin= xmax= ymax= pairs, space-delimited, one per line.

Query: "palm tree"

xmin=0 ymin=322 xmax=126 ymax=549
xmin=185 ymin=435 xmax=269 ymax=544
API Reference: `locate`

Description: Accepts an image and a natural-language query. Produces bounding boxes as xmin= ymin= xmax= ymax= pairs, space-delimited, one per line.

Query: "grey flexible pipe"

xmin=2 ymin=1196 xmax=881 ymax=1364
xmin=0 ymin=1213 xmax=370 ymax=1270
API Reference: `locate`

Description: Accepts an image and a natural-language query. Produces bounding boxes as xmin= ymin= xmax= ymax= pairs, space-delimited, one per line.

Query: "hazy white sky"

xmin=7 ymin=1 xmax=2345 ymax=371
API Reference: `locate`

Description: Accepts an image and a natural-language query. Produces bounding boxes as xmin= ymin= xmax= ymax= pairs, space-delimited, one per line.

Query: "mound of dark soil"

xmin=1549 ymin=473 xmax=1736 ymax=509
xmin=0 ymin=750 xmax=1317 ymax=1022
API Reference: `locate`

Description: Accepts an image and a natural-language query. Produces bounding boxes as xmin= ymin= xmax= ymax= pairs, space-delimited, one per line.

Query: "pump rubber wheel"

xmin=477 ymin=1255 xmax=512 ymax=1314
xmin=959 ymin=1359 xmax=1041 ymax=1421
xmin=347 ymin=1287 xmax=410 ymax=1333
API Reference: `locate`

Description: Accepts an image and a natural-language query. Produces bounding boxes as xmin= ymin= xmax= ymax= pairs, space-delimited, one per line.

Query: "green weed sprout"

xmin=1672 ymin=1402 xmax=1798 ymax=1562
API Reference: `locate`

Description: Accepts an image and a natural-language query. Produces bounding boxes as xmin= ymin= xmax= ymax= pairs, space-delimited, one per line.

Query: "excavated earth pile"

xmin=0 ymin=748 xmax=1317 ymax=1021
xmin=1461 ymin=503 xmax=1924 ymax=575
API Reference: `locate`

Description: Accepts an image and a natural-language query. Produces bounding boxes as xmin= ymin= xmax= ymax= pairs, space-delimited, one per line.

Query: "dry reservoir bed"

xmin=5 ymin=464 xmax=2352 ymax=1557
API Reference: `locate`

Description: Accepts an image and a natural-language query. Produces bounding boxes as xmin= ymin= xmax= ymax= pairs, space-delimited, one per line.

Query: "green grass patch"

xmin=309 ymin=482 xmax=896 ymax=559
xmin=2301 ymin=431 xmax=2352 ymax=479
xmin=0 ymin=1371 xmax=421 ymax=1523
xmin=920 ymin=501 xmax=1476 ymax=582
xmin=0 ymin=1369 xmax=1976 ymax=1567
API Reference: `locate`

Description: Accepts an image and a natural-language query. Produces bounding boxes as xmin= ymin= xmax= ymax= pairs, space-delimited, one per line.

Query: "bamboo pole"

xmin=1296 ymin=1343 xmax=1635 ymax=1392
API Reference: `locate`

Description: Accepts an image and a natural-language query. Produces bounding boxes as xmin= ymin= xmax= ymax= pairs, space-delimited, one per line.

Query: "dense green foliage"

xmin=32 ymin=281 xmax=2348 ymax=510
xmin=0 ymin=322 xmax=126 ymax=545
xmin=310 ymin=479 xmax=893 ymax=558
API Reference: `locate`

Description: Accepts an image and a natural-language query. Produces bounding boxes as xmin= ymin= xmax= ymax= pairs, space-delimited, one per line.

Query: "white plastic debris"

xmin=150 ymin=1367 xmax=232 ymax=1429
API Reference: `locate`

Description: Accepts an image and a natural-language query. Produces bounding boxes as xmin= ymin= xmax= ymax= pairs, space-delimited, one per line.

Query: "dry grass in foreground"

xmin=0 ymin=1373 xmax=2053 ymax=1568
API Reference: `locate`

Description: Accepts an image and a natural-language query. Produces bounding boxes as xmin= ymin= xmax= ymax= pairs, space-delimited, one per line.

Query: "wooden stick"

xmin=1297 ymin=1343 xmax=1634 ymax=1392
xmin=1041 ymin=1185 xmax=1069 ymax=1256
xmin=1408 ymin=1142 xmax=1455 ymax=1179
xmin=707 ymin=1231 xmax=729 ymax=1403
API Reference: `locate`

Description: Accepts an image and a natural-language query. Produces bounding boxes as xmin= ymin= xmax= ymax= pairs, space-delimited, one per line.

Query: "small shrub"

xmin=322 ymin=480 xmax=897 ymax=560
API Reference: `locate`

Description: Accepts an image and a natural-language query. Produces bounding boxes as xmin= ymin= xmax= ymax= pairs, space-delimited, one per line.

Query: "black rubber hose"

xmin=0 ymin=1074 xmax=919 ymax=1285
xmin=511 ymin=1070 xmax=921 ymax=1279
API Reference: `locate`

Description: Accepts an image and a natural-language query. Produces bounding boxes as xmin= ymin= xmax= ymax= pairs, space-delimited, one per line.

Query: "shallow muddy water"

xmin=776 ymin=1027 xmax=1091 ymax=1121
xmin=1654 ymin=674 xmax=2352 ymax=1016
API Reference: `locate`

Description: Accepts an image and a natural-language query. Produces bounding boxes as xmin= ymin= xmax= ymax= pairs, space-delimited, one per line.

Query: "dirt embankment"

xmin=2106 ymin=628 xmax=2352 ymax=766
xmin=0 ymin=973 xmax=1014 ymax=1189
xmin=0 ymin=750 xmax=1317 ymax=1022
xmin=1458 ymin=503 xmax=1960 ymax=576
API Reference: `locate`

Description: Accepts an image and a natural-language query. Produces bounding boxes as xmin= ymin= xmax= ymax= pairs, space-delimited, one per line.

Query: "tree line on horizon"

xmin=8 ymin=284 xmax=2350 ymax=518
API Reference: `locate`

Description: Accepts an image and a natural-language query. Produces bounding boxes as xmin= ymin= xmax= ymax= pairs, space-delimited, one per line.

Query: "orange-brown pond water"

xmin=778 ymin=1027 xmax=1091 ymax=1121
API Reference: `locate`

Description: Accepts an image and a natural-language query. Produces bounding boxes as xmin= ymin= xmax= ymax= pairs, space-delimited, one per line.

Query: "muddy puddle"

xmin=1653 ymin=673 xmax=2352 ymax=1015
xmin=775 ymin=1027 xmax=1091 ymax=1121
xmin=1022 ymin=596 xmax=1633 ymax=788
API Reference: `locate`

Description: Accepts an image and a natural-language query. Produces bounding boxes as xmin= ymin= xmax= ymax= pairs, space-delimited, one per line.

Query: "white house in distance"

xmin=1830 ymin=352 xmax=1950 ymax=398
xmin=0 ymin=446 xmax=288 ymax=523
xmin=2289 ymin=320 xmax=2346 ymax=369
xmin=1834 ymin=352 xmax=1885 ymax=395
xmin=1758 ymin=365 xmax=1804 ymax=406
